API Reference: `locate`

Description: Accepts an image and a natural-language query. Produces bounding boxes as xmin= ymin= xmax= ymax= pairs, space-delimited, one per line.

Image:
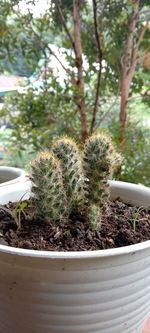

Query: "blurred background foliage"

xmin=0 ymin=0 xmax=150 ymax=185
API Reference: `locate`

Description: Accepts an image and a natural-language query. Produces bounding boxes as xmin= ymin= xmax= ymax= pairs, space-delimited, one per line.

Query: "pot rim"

xmin=0 ymin=180 xmax=150 ymax=259
xmin=0 ymin=239 xmax=150 ymax=259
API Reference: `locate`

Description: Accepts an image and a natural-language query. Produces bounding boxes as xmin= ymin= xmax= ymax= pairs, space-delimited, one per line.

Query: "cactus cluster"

xmin=30 ymin=133 xmax=120 ymax=229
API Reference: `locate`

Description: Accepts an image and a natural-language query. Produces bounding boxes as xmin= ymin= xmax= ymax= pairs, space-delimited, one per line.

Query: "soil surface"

xmin=0 ymin=200 xmax=150 ymax=251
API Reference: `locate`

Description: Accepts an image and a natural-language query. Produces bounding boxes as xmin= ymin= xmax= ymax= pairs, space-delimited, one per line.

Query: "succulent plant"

xmin=52 ymin=137 xmax=86 ymax=212
xmin=30 ymin=151 xmax=68 ymax=222
xmin=30 ymin=133 xmax=120 ymax=230
xmin=83 ymin=133 xmax=119 ymax=209
xmin=87 ymin=204 xmax=101 ymax=230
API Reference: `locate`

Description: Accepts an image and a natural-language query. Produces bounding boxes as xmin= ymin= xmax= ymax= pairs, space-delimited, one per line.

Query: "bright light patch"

xmin=16 ymin=0 xmax=50 ymax=17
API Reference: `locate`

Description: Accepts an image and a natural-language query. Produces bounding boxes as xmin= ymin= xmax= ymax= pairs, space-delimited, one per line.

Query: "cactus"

xmin=29 ymin=133 xmax=120 ymax=231
xmin=87 ymin=204 xmax=101 ymax=230
xmin=30 ymin=151 xmax=68 ymax=222
xmin=83 ymin=133 xmax=119 ymax=209
xmin=52 ymin=137 xmax=86 ymax=212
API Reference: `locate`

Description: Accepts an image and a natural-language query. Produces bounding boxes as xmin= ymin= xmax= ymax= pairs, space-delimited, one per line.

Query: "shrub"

xmin=109 ymin=119 xmax=150 ymax=187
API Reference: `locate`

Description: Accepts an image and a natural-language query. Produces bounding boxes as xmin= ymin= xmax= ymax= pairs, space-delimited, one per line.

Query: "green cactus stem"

xmin=83 ymin=133 xmax=119 ymax=208
xmin=52 ymin=137 xmax=86 ymax=212
xmin=87 ymin=204 xmax=101 ymax=230
xmin=30 ymin=151 xmax=68 ymax=222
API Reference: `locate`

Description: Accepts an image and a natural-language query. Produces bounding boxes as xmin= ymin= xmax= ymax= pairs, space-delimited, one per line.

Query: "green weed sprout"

xmin=130 ymin=206 xmax=146 ymax=232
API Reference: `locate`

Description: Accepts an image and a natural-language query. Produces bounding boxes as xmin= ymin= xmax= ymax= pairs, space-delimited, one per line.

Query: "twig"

xmin=129 ymin=12 xmax=149 ymax=72
xmin=54 ymin=0 xmax=76 ymax=55
xmin=90 ymin=0 xmax=103 ymax=134
xmin=121 ymin=0 xmax=140 ymax=72
xmin=27 ymin=21 xmax=76 ymax=84
xmin=95 ymin=83 xmax=120 ymax=128
xmin=46 ymin=44 xmax=76 ymax=84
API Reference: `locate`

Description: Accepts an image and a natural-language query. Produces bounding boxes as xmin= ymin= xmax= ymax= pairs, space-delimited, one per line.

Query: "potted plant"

xmin=0 ymin=134 xmax=150 ymax=333
xmin=0 ymin=166 xmax=28 ymax=193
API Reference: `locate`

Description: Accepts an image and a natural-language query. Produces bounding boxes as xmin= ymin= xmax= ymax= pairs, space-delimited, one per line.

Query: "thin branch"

xmin=121 ymin=1 xmax=140 ymax=71
xmin=136 ymin=49 xmax=150 ymax=65
xmin=27 ymin=20 xmax=76 ymax=84
xmin=90 ymin=0 xmax=103 ymax=135
xmin=135 ymin=20 xmax=149 ymax=51
xmin=46 ymin=44 xmax=75 ymax=83
xmin=131 ymin=20 xmax=149 ymax=72
xmin=119 ymin=0 xmax=149 ymax=146
xmin=95 ymin=83 xmax=120 ymax=129
xmin=128 ymin=94 xmax=142 ymax=102
xmin=54 ymin=0 xmax=76 ymax=54
xmin=125 ymin=2 xmax=140 ymax=52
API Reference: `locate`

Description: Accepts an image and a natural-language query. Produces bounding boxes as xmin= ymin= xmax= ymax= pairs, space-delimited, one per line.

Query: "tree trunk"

xmin=54 ymin=0 xmax=88 ymax=143
xmin=90 ymin=0 xmax=103 ymax=135
xmin=119 ymin=75 xmax=130 ymax=145
xmin=119 ymin=1 xmax=140 ymax=145
xmin=73 ymin=0 xmax=88 ymax=143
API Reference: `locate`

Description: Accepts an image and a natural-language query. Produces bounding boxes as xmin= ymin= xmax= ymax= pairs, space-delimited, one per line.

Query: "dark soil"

xmin=0 ymin=200 xmax=150 ymax=251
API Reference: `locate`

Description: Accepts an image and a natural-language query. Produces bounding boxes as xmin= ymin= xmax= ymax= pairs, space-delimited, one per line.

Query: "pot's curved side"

xmin=0 ymin=181 xmax=150 ymax=333
xmin=0 ymin=248 xmax=150 ymax=333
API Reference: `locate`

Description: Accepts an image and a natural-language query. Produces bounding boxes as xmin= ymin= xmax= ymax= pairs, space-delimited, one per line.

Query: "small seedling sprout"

xmin=130 ymin=206 xmax=146 ymax=232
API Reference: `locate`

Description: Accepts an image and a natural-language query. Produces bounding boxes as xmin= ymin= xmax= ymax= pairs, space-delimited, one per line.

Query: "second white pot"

xmin=0 ymin=166 xmax=27 ymax=191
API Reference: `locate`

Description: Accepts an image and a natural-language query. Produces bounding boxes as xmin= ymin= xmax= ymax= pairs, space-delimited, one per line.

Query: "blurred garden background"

xmin=0 ymin=0 xmax=150 ymax=185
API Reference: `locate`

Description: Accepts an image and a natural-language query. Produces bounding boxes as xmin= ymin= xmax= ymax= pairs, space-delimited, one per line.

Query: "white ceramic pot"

xmin=0 ymin=181 xmax=150 ymax=333
xmin=0 ymin=166 xmax=27 ymax=192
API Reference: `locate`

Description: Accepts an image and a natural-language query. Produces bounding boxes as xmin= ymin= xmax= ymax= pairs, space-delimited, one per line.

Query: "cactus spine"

xmin=30 ymin=152 xmax=68 ymax=222
xmin=83 ymin=133 xmax=118 ymax=208
xmin=52 ymin=137 xmax=86 ymax=212
xmin=88 ymin=204 xmax=101 ymax=230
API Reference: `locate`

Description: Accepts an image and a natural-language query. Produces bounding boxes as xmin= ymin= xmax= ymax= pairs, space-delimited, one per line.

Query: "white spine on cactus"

xmin=30 ymin=151 xmax=68 ymax=222
xmin=52 ymin=137 xmax=87 ymax=212
xmin=83 ymin=133 xmax=119 ymax=207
